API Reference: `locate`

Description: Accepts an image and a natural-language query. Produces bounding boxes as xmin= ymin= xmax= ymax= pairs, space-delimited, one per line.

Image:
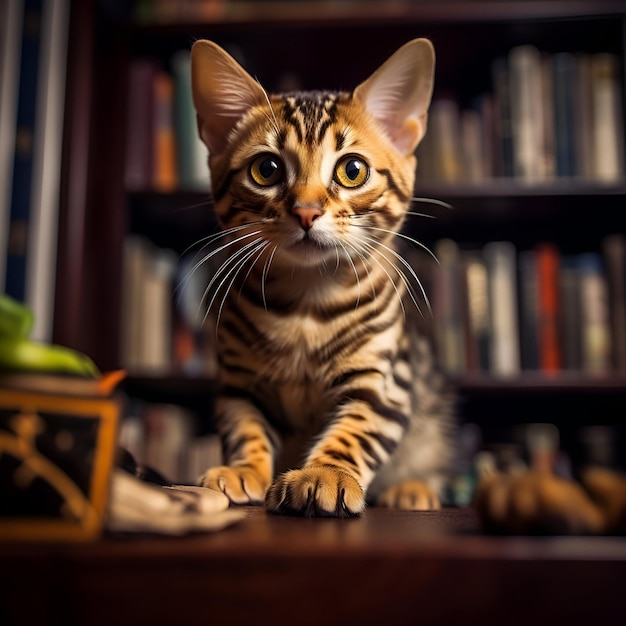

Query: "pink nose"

xmin=292 ymin=205 xmax=323 ymax=231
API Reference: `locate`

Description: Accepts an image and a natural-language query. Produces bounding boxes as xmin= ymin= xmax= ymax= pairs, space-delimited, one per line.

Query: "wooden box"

xmin=0 ymin=373 xmax=122 ymax=541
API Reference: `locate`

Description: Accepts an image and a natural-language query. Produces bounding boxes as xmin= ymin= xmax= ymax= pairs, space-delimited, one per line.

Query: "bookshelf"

xmin=52 ymin=0 xmax=626 ymax=472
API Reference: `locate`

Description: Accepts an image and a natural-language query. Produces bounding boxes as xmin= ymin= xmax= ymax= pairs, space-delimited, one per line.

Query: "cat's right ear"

xmin=191 ymin=40 xmax=266 ymax=155
xmin=354 ymin=38 xmax=435 ymax=156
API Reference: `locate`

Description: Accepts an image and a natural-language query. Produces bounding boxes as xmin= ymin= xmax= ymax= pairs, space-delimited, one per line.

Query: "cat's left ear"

xmin=354 ymin=39 xmax=435 ymax=155
xmin=191 ymin=40 xmax=267 ymax=155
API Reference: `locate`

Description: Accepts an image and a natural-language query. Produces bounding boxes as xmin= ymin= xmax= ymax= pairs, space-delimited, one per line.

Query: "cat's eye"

xmin=250 ymin=154 xmax=284 ymax=187
xmin=334 ymin=156 xmax=369 ymax=188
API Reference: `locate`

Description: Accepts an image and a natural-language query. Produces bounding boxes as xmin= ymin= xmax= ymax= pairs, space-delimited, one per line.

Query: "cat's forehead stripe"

xmin=279 ymin=91 xmax=342 ymax=146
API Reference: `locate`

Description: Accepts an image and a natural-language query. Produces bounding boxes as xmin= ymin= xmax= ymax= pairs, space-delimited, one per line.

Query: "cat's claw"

xmin=265 ymin=466 xmax=365 ymax=518
xmin=201 ymin=465 xmax=269 ymax=505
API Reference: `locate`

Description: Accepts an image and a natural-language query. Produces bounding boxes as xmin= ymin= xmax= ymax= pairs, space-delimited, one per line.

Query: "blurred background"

xmin=1 ymin=0 xmax=625 ymax=491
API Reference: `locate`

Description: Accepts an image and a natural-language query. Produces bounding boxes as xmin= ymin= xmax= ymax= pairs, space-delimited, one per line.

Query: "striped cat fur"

xmin=190 ymin=38 xmax=455 ymax=517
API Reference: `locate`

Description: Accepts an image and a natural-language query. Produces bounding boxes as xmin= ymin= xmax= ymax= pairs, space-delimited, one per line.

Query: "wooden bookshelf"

xmin=53 ymin=0 xmax=626 ymax=455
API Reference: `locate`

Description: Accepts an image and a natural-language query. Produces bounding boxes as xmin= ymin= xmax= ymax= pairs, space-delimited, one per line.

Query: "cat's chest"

xmin=260 ymin=311 xmax=336 ymax=376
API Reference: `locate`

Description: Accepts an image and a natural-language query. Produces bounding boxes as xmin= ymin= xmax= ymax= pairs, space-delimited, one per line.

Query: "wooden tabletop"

xmin=2 ymin=506 xmax=626 ymax=625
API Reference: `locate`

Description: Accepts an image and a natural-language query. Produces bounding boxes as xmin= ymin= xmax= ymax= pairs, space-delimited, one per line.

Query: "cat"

xmin=190 ymin=38 xmax=455 ymax=517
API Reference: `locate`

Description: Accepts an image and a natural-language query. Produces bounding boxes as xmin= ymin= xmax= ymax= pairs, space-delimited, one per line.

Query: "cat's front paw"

xmin=376 ymin=481 xmax=440 ymax=510
xmin=265 ymin=466 xmax=365 ymax=518
xmin=475 ymin=471 xmax=605 ymax=535
xmin=201 ymin=465 xmax=269 ymax=505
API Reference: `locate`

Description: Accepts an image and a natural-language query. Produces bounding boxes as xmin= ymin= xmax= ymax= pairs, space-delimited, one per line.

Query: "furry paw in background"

xmin=474 ymin=467 xmax=626 ymax=535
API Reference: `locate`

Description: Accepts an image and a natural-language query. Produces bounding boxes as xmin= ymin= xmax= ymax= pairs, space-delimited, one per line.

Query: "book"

xmin=574 ymin=53 xmax=593 ymax=180
xmin=536 ymin=243 xmax=561 ymax=373
xmin=3 ymin=0 xmax=70 ymax=343
xmin=559 ymin=256 xmax=583 ymax=371
xmin=590 ymin=53 xmax=625 ymax=182
xmin=509 ymin=45 xmax=546 ymax=181
xmin=0 ymin=0 xmax=23 ymax=294
xmin=24 ymin=0 xmax=70 ymax=341
xmin=152 ymin=69 xmax=178 ymax=192
xmin=119 ymin=236 xmax=177 ymax=373
xmin=143 ymin=403 xmax=194 ymax=483
xmin=460 ymin=108 xmax=485 ymax=183
xmin=125 ymin=58 xmax=158 ymax=191
xmin=171 ymin=49 xmax=210 ymax=191
xmin=120 ymin=236 xmax=152 ymax=370
xmin=433 ymin=239 xmax=466 ymax=375
xmin=540 ymin=53 xmax=556 ymax=179
xmin=142 ymin=246 xmax=177 ymax=371
xmin=602 ymin=234 xmax=626 ymax=373
xmin=4 ymin=0 xmax=45 ymax=303
xmin=476 ymin=93 xmax=496 ymax=180
xmin=429 ymin=99 xmax=464 ymax=183
xmin=484 ymin=241 xmax=520 ymax=377
xmin=462 ymin=251 xmax=491 ymax=372
xmin=491 ymin=56 xmax=514 ymax=177
xmin=551 ymin=53 xmax=578 ymax=178
xmin=578 ymin=253 xmax=611 ymax=374
xmin=518 ymin=250 xmax=540 ymax=370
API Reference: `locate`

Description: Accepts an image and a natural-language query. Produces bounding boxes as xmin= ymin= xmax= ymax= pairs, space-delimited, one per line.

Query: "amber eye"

xmin=334 ymin=156 xmax=369 ymax=188
xmin=250 ymin=154 xmax=284 ymax=186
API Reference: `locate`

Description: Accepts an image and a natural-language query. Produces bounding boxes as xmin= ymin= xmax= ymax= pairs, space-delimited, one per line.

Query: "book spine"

xmin=518 ymin=250 xmax=540 ymax=370
xmin=574 ymin=53 xmax=594 ymax=180
xmin=463 ymin=251 xmax=491 ymax=372
xmin=578 ymin=253 xmax=611 ymax=374
xmin=152 ymin=70 xmax=178 ymax=192
xmin=559 ymin=256 xmax=583 ymax=371
xmin=429 ymin=99 xmax=464 ymax=183
xmin=24 ymin=0 xmax=69 ymax=342
xmin=4 ymin=0 xmax=43 ymax=302
xmin=536 ymin=243 xmax=561 ymax=373
xmin=602 ymin=235 xmax=626 ymax=373
xmin=171 ymin=49 xmax=210 ymax=191
xmin=590 ymin=53 xmax=625 ymax=182
xmin=491 ymin=57 xmax=514 ymax=178
xmin=125 ymin=59 xmax=158 ymax=191
xmin=509 ymin=45 xmax=545 ymax=181
xmin=433 ymin=239 xmax=466 ymax=375
xmin=552 ymin=53 xmax=578 ymax=178
xmin=0 ymin=0 xmax=24 ymax=293
xmin=484 ymin=241 xmax=520 ymax=377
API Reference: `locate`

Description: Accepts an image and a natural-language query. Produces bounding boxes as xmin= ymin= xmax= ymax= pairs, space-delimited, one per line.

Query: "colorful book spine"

xmin=153 ymin=70 xmax=178 ymax=192
xmin=171 ymin=49 xmax=210 ymax=191
xmin=536 ymin=243 xmax=561 ymax=373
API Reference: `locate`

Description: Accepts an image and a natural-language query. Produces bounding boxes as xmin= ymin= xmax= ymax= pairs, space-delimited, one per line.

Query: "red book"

xmin=536 ymin=243 xmax=561 ymax=372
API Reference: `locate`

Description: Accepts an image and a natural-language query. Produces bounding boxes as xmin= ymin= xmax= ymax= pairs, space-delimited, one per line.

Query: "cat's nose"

xmin=292 ymin=205 xmax=323 ymax=231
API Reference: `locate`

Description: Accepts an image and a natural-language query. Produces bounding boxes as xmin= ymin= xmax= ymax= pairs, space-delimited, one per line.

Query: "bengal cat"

xmin=190 ymin=38 xmax=453 ymax=517
xmin=190 ymin=38 xmax=626 ymax=530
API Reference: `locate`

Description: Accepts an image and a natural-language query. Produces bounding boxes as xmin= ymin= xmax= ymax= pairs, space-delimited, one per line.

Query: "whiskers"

xmin=342 ymin=193 xmax=451 ymax=317
xmin=176 ymin=220 xmax=276 ymax=333
xmin=410 ymin=196 xmax=453 ymax=210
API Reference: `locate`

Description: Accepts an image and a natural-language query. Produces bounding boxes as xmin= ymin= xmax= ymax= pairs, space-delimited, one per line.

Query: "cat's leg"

xmin=200 ymin=396 xmax=277 ymax=505
xmin=265 ymin=379 xmax=407 ymax=517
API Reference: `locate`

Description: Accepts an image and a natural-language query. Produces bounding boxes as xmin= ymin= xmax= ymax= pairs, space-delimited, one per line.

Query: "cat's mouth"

xmin=284 ymin=231 xmax=336 ymax=264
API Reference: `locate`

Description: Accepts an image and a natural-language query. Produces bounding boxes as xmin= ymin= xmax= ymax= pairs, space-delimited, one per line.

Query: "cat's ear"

xmin=354 ymin=38 xmax=435 ymax=155
xmin=191 ymin=40 xmax=267 ymax=155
